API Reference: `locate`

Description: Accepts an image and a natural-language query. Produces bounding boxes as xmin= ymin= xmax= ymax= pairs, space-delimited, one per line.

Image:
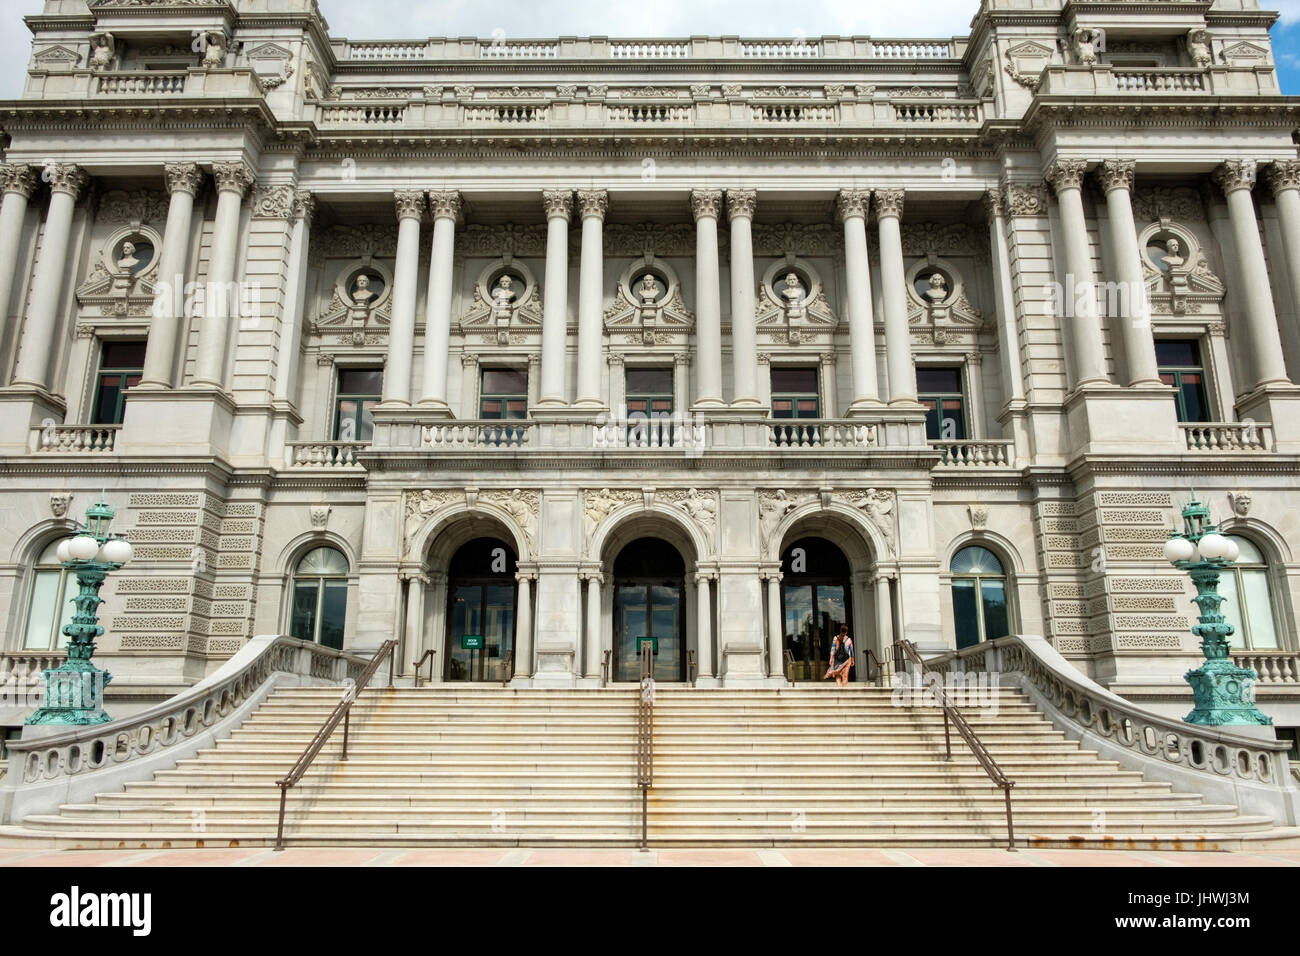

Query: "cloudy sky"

xmin=0 ymin=0 xmax=1298 ymax=96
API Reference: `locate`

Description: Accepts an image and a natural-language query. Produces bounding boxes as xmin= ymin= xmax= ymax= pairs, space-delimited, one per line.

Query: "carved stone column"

xmin=837 ymin=188 xmax=881 ymax=411
xmin=582 ymin=571 xmax=604 ymax=680
xmin=875 ymin=571 xmax=895 ymax=665
xmin=691 ymin=189 xmax=724 ymax=407
xmin=727 ymin=188 xmax=760 ymax=406
xmin=1265 ymin=160 xmax=1300 ymax=375
xmin=190 ymin=161 xmax=253 ymax=388
xmin=380 ymin=189 xmax=426 ymax=404
xmin=514 ymin=570 xmax=535 ymax=680
xmin=575 ymin=189 xmax=608 ymax=408
xmin=1044 ymin=159 xmax=1108 ymax=388
xmin=873 ymin=188 xmax=916 ymax=402
xmin=402 ymin=572 xmax=427 ymax=677
xmin=763 ymin=571 xmax=784 ymax=680
xmin=1095 ymin=160 xmax=1161 ymax=386
xmin=11 ymin=164 xmax=89 ymax=391
xmin=419 ymin=189 xmax=461 ymax=412
xmin=0 ymin=164 xmax=38 ymax=387
xmin=273 ymin=190 xmax=315 ymax=409
xmin=983 ymin=187 xmax=1030 ymax=464
xmin=695 ymin=570 xmax=715 ymax=680
xmin=139 ymin=163 xmax=204 ymax=389
xmin=538 ymin=189 xmax=572 ymax=406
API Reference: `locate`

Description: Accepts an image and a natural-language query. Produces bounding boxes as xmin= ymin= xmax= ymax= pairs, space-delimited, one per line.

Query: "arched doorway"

xmin=612 ymin=537 xmax=686 ymax=682
xmin=445 ymin=537 xmax=517 ymax=681
xmin=781 ymin=537 xmax=853 ymax=681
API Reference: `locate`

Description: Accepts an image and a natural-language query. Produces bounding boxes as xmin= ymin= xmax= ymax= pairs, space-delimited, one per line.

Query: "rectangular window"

xmin=1157 ymin=339 xmax=1209 ymax=423
xmin=917 ymin=366 xmax=966 ymax=440
xmin=479 ymin=368 xmax=528 ymax=420
xmin=333 ymin=368 xmax=382 ymax=441
xmin=626 ymin=366 xmax=674 ymax=445
xmin=771 ymin=367 xmax=820 ymax=419
xmin=92 ymin=341 xmax=146 ymax=426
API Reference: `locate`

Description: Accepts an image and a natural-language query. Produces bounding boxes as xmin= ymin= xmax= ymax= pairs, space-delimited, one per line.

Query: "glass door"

xmin=446 ymin=582 xmax=516 ymax=682
xmin=782 ymin=583 xmax=849 ymax=681
xmin=614 ymin=582 xmax=683 ymax=682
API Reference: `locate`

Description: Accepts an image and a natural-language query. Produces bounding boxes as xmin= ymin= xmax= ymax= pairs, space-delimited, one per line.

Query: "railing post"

xmin=341 ymin=708 xmax=350 ymax=760
xmin=275 ymin=784 xmax=288 ymax=851
xmin=942 ymin=707 xmax=952 ymax=759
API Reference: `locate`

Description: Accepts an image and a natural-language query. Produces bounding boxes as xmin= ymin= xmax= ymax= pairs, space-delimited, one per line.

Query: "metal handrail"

xmin=687 ymin=649 xmax=697 ymax=686
xmin=859 ymin=647 xmax=894 ymax=685
xmin=601 ymin=649 xmax=611 ymax=684
xmin=896 ymin=638 xmax=1016 ymax=851
xmin=274 ymin=640 xmax=397 ymax=850
xmin=501 ymin=650 xmax=514 ymax=685
xmin=412 ymin=648 xmax=436 ymax=687
xmin=783 ymin=648 xmax=795 ymax=681
xmin=636 ymin=642 xmax=654 ymax=849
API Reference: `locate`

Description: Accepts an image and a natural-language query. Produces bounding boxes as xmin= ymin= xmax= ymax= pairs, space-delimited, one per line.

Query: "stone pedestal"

xmin=1236 ymin=384 xmax=1300 ymax=453
xmin=0 ymin=386 xmax=66 ymax=454
xmin=1063 ymin=384 xmax=1178 ymax=458
xmin=120 ymin=387 xmax=236 ymax=460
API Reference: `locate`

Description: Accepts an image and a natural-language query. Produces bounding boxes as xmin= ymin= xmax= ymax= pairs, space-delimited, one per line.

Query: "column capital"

xmin=163 ymin=162 xmax=204 ymax=197
xmin=292 ymin=189 xmax=317 ymax=222
xmin=694 ymin=570 xmax=716 ymax=584
xmin=726 ymin=188 xmax=757 ymax=221
xmin=756 ymin=351 xmax=770 ymax=365
xmin=836 ymin=188 xmax=872 ymax=221
xmin=44 ymin=163 xmax=90 ymax=199
xmin=1044 ymin=158 xmax=1088 ymax=194
xmin=394 ymin=189 xmax=426 ymax=221
xmin=515 ymin=569 xmax=538 ymax=584
xmin=1095 ymin=159 xmax=1135 ymax=194
xmin=761 ymin=570 xmax=784 ymax=584
xmin=576 ymin=188 xmax=609 ymax=221
xmin=461 ymin=352 xmax=479 ymax=368
xmin=819 ymin=351 xmax=837 ymax=367
xmin=528 ymin=351 xmax=542 ymax=368
xmin=673 ymin=350 xmax=690 ymax=367
xmin=1000 ymin=182 xmax=1047 ymax=217
xmin=542 ymin=188 xmax=573 ymax=223
xmin=211 ymin=161 xmax=254 ymax=197
xmin=1265 ymin=160 xmax=1300 ymax=196
xmin=579 ymin=570 xmax=605 ymax=584
xmin=427 ymin=188 xmax=462 ymax=222
xmin=1212 ymin=159 xmax=1258 ymax=195
xmin=690 ymin=188 xmax=723 ymax=221
xmin=981 ymin=187 xmax=1003 ymax=220
xmin=0 ymin=164 xmax=38 ymax=199
xmin=871 ymin=188 xmax=905 ymax=220
xmin=606 ymin=352 xmax=625 ymax=366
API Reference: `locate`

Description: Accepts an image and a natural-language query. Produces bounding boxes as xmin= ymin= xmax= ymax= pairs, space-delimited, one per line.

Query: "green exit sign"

xmin=462 ymin=634 xmax=483 ymax=649
xmin=638 ymin=637 xmax=658 ymax=654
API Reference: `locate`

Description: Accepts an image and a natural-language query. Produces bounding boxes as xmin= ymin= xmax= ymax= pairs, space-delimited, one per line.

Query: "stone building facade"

xmin=1 ymin=0 xmax=1299 ymax=741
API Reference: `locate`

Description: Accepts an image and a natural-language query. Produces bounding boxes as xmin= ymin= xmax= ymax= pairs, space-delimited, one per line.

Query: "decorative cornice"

xmin=871 ymin=188 xmax=904 ymax=220
xmin=0 ymin=164 xmax=38 ymax=199
xmin=211 ymin=161 xmax=254 ymax=197
xmin=1264 ymin=160 xmax=1300 ymax=196
xmin=835 ymin=188 xmax=871 ymax=221
xmin=576 ymin=188 xmax=609 ymax=221
xmin=1044 ymin=158 xmax=1088 ymax=194
xmin=542 ymin=188 xmax=573 ymax=223
xmin=1095 ymin=159 xmax=1135 ymax=195
xmin=1002 ymin=182 xmax=1046 ymax=217
xmin=394 ymin=189 xmax=426 ymax=221
xmin=45 ymin=163 xmax=89 ymax=199
xmin=251 ymin=184 xmax=294 ymax=220
xmin=163 ymin=161 xmax=203 ymax=197
xmin=427 ymin=188 xmax=462 ymax=221
xmin=1212 ymin=159 xmax=1258 ymax=195
xmin=726 ymin=188 xmax=757 ymax=222
xmin=690 ymin=188 xmax=723 ymax=221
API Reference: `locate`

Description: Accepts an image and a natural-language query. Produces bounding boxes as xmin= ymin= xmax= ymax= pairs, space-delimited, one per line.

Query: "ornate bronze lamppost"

xmin=1163 ymin=496 xmax=1270 ymax=726
xmin=26 ymin=495 xmax=133 ymax=726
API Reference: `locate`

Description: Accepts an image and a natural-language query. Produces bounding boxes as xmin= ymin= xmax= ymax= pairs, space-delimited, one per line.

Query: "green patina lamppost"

xmin=1163 ymin=495 xmax=1271 ymax=727
xmin=26 ymin=494 xmax=133 ymax=726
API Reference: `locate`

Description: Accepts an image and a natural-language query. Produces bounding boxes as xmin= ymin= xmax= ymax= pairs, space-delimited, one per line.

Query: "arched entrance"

xmin=780 ymin=537 xmax=854 ymax=681
xmin=612 ymin=536 xmax=686 ymax=682
xmin=444 ymin=537 xmax=517 ymax=681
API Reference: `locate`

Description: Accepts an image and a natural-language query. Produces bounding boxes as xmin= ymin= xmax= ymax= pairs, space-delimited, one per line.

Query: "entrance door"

xmin=445 ymin=538 xmax=517 ymax=682
xmin=781 ymin=537 xmax=854 ymax=681
xmin=613 ymin=537 xmax=686 ymax=682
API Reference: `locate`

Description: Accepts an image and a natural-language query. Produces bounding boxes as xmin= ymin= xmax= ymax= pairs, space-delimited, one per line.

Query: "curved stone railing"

xmin=0 ymin=635 xmax=372 ymax=825
xmin=921 ymin=634 xmax=1300 ymax=825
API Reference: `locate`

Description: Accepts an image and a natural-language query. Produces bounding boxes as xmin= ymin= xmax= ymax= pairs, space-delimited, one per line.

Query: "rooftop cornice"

xmin=1023 ymin=95 xmax=1300 ymax=134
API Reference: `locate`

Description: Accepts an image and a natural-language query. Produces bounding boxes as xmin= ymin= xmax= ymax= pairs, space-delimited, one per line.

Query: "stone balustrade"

xmin=768 ymin=420 xmax=877 ymax=449
xmin=925 ymin=634 xmax=1299 ymax=823
xmin=0 ymin=635 xmax=371 ymax=824
xmin=1036 ymin=65 xmax=1277 ymax=97
xmin=27 ymin=69 xmax=263 ymax=100
xmin=1234 ymin=652 xmax=1300 ymax=684
xmin=30 ymin=424 xmax=120 ymax=454
xmin=0 ymin=653 xmax=65 ymax=686
xmin=1180 ymin=422 xmax=1276 ymax=452
xmin=930 ymin=439 xmax=1015 ymax=467
xmin=283 ymin=441 xmax=369 ymax=470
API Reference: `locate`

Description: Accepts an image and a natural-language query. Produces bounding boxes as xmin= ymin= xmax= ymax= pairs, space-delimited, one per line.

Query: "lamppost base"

xmin=25 ymin=659 xmax=113 ymax=726
xmin=1183 ymin=658 xmax=1271 ymax=727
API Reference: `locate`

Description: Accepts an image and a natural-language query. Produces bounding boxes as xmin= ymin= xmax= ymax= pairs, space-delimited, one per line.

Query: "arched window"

xmin=22 ymin=539 xmax=76 ymax=650
xmin=289 ymin=546 xmax=349 ymax=650
xmin=1220 ymin=536 xmax=1281 ymax=650
xmin=950 ymin=545 xmax=1009 ymax=649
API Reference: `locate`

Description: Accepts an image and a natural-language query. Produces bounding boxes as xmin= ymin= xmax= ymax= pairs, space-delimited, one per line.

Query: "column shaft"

xmin=539 ymin=190 xmax=572 ymax=405
xmin=515 ymin=573 xmax=533 ymax=679
xmin=191 ymin=162 xmax=254 ymax=388
xmin=12 ymin=165 xmax=88 ymax=390
xmin=420 ymin=190 xmax=460 ymax=407
xmin=875 ymin=575 xmax=895 ymax=669
xmin=403 ymin=576 xmax=425 ymax=677
xmin=691 ymin=189 xmax=724 ymax=406
xmin=575 ymin=190 xmax=608 ymax=406
xmin=838 ymin=190 xmax=879 ymax=407
xmin=695 ymin=573 xmax=714 ymax=679
xmin=273 ymin=191 xmax=315 ymax=405
xmin=874 ymin=190 xmax=916 ymax=403
xmin=382 ymin=190 xmax=425 ymax=404
xmin=584 ymin=573 xmax=603 ymax=679
xmin=1045 ymin=160 xmax=1108 ymax=387
xmin=0 ymin=166 xmax=36 ymax=387
xmin=765 ymin=574 xmax=784 ymax=679
xmin=1097 ymin=162 xmax=1160 ymax=385
xmin=140 ymin=163 xmax=203 ymax=388
xmin=727 ymin=189 xmax=759 ymax=405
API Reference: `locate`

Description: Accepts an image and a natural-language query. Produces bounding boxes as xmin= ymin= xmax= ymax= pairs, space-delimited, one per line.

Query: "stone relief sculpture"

xmin=583 ymin=488 xmax=639 ymax=544
xmin=350 ymin=273 xmax=377 ymax=307
xmin=403 ymin=489 xmax=463 ymax=542
xmin=924 ymin=271 xmax=949 ymax=304
xmin=604 ymin=261 xmax=693 ymax=345
xmin=849 ymin=488 xmax=897 ymax=556
xmin=459 ymin=262 xmax=542 ymax=345
xmin=662 ymin=488 xmax=719 ymax=540
xmin=1072 ymin=28 xmax=1100 ymax=67
xmin=88 ymin=33 xmax=115 ymax=71
xmin=201 ymin=31 xmax=227 ymax=69
xmin=759 ymin=489 xmax=811 ymax=549
xmin=1187 ymin=29 xmax=1213 ymax=69
xmin=481 ymin=489 xmax=539 ymax=555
